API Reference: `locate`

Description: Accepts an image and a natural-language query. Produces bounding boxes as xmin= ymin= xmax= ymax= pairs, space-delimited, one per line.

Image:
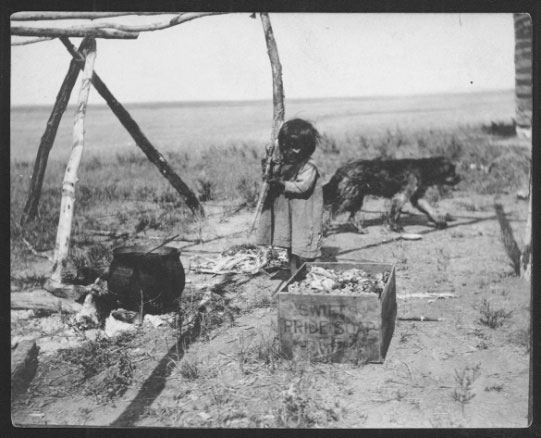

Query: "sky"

xmin=10 ymin=13 xmax=516 ymax=106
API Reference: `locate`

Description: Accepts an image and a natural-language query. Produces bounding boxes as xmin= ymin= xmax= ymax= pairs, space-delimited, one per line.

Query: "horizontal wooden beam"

xmin=84 ymin=12 xmax=224 ymax=33
xmin=11 ymin=36 xmax=54 ymax=46
xmin=11 ymin=12 xmax=167 ymax=20
xmin=11 ymin=12 xmax=224 ymax=39
xmin=11 ymin=25 xmax=139 ymax=39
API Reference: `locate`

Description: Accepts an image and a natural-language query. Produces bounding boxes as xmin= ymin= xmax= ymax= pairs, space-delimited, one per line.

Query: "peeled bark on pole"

xmin=11 ymin=37 xmax=54 ymax=46
xmin=513 ymin=13 xmax=532 ymax=140
xmin=11 ymin=12 xmax=167 ymax=20
xmin=49 ymin=38 xmax=97 ymax=288
xmin=260 ymin=13 xmax=285 ymax=139
xmin=61 ymin=37 xmax=204 ymax=216
xmin=521 ymin=170 xmax=532 ymax=281
xmin=20 ymin=38 xmax=90 ymax=225
xmin=250 ymin=13 xmax=285 ymax=231
xmin=11 ymin=25 xmax=139 ymax=39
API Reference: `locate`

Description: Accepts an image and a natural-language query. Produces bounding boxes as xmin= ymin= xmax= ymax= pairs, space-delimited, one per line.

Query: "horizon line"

xmin=11 ymin=87 xmax=513 ymax=109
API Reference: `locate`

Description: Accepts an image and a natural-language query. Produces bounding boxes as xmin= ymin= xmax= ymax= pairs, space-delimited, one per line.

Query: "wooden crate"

xmin=277 ymin=262 xmax=396 ymax=364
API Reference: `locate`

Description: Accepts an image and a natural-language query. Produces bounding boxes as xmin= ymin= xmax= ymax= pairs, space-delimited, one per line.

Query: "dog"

xmin=322 ymin=156 xmax=460 ymax=232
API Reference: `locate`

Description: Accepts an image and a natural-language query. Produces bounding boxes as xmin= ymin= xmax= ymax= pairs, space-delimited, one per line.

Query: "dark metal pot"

xmin=107 ymin=245 xmax=185 ymax=314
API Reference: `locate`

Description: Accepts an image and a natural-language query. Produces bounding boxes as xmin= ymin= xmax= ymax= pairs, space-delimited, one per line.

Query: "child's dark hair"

xmin=278 ymin=119 xmax=320 ymax=161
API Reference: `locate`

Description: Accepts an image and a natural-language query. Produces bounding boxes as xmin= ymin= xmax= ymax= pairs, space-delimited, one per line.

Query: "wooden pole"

xmin=49 ymin=38 xmax=97 ymax=287
xmin=260 ymin=13 xmax=285 ymax=139
xmin=20 ymin=38 xmax=90 ymax=225
xmin=61 ymin=37 xmax=205 ymax=216
xmin=11 ymin=12 xmax=168 ymax=20
xmin=250 ymin=13 xmax=285 ymax=231
xmin=11 ymin=25 xmax=139 ymax=39
xmin=521 ymin=169 xmax=531 ymax=281
xmin=11 ymin=37 xmax=53 ymax=46
xmin=11 ymin=13 xmax=222 ymax=40
xmin=513 ymin=13 xmax=532 ymax=140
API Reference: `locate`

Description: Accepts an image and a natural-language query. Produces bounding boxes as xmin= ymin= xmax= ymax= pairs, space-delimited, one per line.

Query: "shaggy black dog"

xmin=323 ymin=156 xmax=460 ymax=232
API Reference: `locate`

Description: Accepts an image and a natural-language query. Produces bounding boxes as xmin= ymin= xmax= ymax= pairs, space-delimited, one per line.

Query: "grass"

xmin=238 ymin=328 xmax=285 ymax=374
xmin=453 ymin=363 xmax=481 ymax=412
xmin=178 ymin=357 xmax=200 ymax=380
xmin=55 ymin=332 xmax=137 ymax=402
xmin=478 ymin=299 xmax=513 ymax=329
xmin=508 ymin=327 xmax=531 ymax=353
xmin=10 ymin=124 xmax=530 ymax=271
xmin=10 ymin=102 xmax=533 ymax=427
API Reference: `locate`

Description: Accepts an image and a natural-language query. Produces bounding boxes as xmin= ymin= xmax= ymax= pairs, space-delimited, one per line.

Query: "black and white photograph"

xmin=9 ymin=10 xmax=532 ymax=428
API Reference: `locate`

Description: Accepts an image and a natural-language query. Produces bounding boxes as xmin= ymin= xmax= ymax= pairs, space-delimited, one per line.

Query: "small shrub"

xmin=135 ymin=185 xmax=157 ymax=201
xmin=481 ymin=120 xmax=516 ymax=137
xmin=453 ymin=363 xmax=481 ymax=410
xmin=83 ymin=156 xmax=103 ymax=172
xmin=209 ymin=385 xmax=231 ymax=406
xmin=236 ymin=177 xmax=260 ymax=208
xmin=478 ymin=299 xmax=512 ymax=329
xmin=373 ymin=130 xmax=403 ymax=159
xmin=155 ymin=190 xmax=178 ymax=204
xmin=134 ymin=212 xmax=162 ymax=233
xmin=11 ymin=272 xmax=48 ymax=289
xmin=252 ymin=333 xmax=284 ymax=373
xmin=252 ymin=294 xmax=272 ymax=309
xmin=69 ymin=243 xmax=112 ymax=283
xmin=179 ymin=358 xmax=200 ymax=380
xmin=485 ymin=384 xmax=504 ymax=392
xmin=417 ymin=137 xmax=428 ymax=152
xmin=426 ymin=134 xmax=464 ymax=161
xmin=116 ymin=151 xmax=146 ymax=165
xmin=57 ymin=333 xmax=136 ymax=402
xmin=509 ymin=328 xmax=531 ymax=353
xmin=196 ymin=177 xmax=216 ymax=202
xmin=276 ymin=383 xmax=316 ymax=428
xmin=445 ymin=135 xmax=464 ymax=162
xmin=116 ymin=210 xmax=129 ymax=225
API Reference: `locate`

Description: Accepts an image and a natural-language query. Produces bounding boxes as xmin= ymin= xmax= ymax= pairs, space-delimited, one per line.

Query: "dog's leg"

xmin=346 ymin=211 xmax=364 ymax=233
xmin=346 ymin=198 xmax=367 ymax=234
xmin=411 ymin=191 xmax=447 ymax=229
xmin=388 ymin=174 xmax=419 ymax=232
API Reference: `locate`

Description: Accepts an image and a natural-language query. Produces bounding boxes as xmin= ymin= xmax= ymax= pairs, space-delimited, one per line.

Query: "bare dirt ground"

xmin=11 ymin=192 xmax=531 ymax=428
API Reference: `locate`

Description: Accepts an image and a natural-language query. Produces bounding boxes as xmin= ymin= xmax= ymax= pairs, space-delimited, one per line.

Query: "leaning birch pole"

xmin=250 ymin=12 xmax=285 ymax=232
xmin=513 ymin=13 xmax=532 ymax=281
xmin=260 ymin=12 xmax=285 ymax=139
xmin=60 ymin=37 xmax=204 ymax=217
xmin=21 ymin=38 xmax=91 ymax=225
xmin=49 ymin=38 xmax=96 ymax=287
xmin=521 ymin=169 xmax=532 ymax=281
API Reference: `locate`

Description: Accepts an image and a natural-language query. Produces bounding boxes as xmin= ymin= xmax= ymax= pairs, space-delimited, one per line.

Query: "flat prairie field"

xmin=10 ymin=89 xmax=532 ymax=428
xmin=11 ymin=89 xmax=514 ymax=162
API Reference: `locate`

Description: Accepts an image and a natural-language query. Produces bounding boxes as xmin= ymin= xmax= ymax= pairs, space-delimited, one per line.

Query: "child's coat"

xmin=256 ymin=158 xmax=323 ymax=259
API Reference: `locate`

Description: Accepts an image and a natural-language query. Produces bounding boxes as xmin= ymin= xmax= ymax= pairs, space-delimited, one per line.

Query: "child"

xmin=256 ymin=118 xmax=324 ymax=275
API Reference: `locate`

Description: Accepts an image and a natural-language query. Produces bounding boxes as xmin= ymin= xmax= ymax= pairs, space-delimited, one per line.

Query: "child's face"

xmin=281 ymin=142 xmax=303 ymax=163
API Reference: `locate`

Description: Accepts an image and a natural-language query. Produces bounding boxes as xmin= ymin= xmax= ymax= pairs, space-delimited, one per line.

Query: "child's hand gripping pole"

xmin=249 ymin=139 xmax=278 ymax=234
